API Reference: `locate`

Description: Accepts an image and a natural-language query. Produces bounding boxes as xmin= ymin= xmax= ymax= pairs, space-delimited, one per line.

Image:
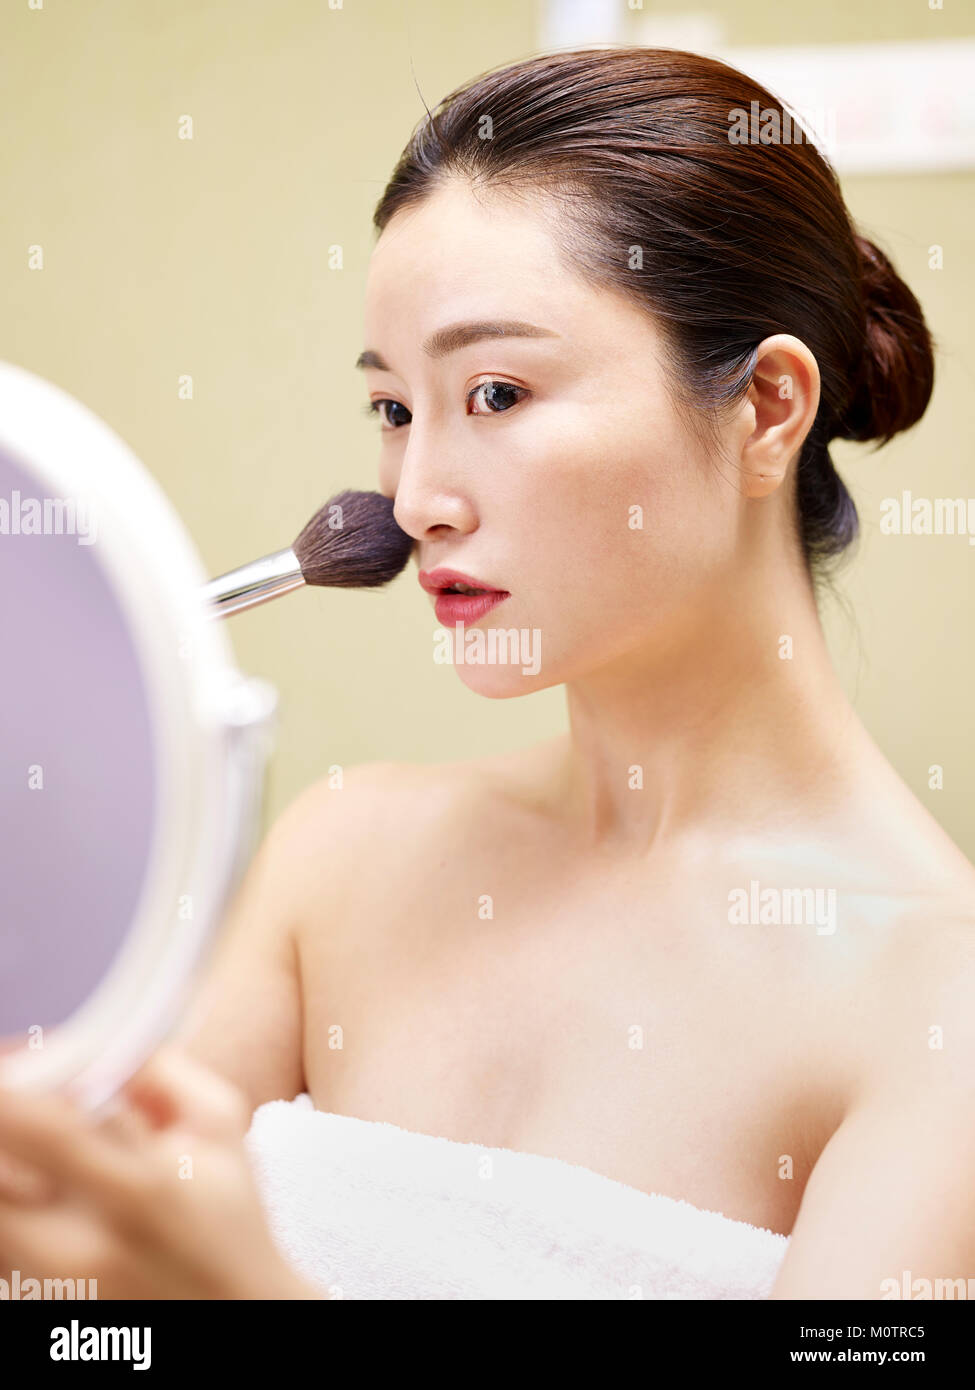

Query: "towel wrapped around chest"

xmin=244 ymin=1094 xmax=790 ymax=1300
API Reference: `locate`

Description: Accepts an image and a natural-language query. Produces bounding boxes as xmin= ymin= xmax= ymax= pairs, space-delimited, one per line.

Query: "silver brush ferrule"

xmin=201 ymin=547 xmax=305 ymax=618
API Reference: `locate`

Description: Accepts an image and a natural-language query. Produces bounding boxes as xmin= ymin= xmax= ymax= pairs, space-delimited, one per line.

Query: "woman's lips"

xmin=432 ymin=590 xmax=509 ymax=625
xmin=418 ymin=568 xmax=511 ymax=626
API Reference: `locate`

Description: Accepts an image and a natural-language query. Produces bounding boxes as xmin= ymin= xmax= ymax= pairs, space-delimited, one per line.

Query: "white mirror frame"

xmin=0 ymin=360 xmax=276 ymax=1110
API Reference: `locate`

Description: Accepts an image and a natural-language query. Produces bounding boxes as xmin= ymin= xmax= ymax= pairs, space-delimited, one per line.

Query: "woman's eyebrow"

xmin=355 ymin=319 xmax=560 ymax=372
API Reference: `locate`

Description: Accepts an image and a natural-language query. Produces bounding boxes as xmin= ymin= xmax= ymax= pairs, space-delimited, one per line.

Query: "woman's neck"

xmin=560 ymin=563 xmax=864 ymax=855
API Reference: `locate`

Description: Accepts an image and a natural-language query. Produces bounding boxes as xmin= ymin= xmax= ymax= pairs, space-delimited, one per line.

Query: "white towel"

xmin=244 ymin=1094 xmax=790 ymax=1300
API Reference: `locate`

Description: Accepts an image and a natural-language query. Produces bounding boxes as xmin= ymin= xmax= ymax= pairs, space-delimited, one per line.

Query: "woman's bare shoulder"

xmin=268 ymin=737 xmax=569 ymax=908
xmin=841 ymin=883 xmax=975 ymax=1107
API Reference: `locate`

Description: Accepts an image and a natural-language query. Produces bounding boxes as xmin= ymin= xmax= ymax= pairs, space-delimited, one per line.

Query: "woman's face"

xmin=360 ymin=178 xmax=746 ymax=698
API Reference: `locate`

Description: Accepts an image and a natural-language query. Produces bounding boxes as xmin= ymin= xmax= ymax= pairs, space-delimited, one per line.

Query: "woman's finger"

xmin=120 ymin=1046 xmax=252 ymax=1141
xmin=0 ymin=1148 xmax=58 ymax=1203
xmin=92 ymin=1094 xmax=153 ymax=1148
xmin=0 ymin=1085 xmax=144 ymax=1214
xmin=0 ymin=1195 xmax=117 ymax=1283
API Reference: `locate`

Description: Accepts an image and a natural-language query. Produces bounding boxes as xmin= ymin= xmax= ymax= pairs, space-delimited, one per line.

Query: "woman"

xmin=2 ymin=46 xmax=973 ymax=1300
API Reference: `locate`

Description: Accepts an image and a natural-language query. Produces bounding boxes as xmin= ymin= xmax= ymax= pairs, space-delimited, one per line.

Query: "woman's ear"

xmin=737 ymin=334 xmax=821 ymax=499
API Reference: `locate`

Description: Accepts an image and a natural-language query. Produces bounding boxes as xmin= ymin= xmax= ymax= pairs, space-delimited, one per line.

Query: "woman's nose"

xmin=385 ymin=437 xmax=478 ymax=542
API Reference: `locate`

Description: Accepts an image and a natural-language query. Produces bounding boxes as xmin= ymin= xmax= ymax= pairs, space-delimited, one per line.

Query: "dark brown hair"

xmin=373 ymin=47 xmax=935 ymax=578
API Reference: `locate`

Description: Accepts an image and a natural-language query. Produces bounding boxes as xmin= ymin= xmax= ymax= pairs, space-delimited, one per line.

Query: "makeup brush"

xmin=202 ymin=489 xmax=413 ymax=618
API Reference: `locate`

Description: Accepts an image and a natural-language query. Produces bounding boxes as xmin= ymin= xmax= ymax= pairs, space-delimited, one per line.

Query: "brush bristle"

xmin=292 ymin=489 xmax=413 ymax=589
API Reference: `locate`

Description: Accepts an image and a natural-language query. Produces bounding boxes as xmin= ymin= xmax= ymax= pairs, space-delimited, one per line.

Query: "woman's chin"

xmin=453 ymin=664 xmax=553 ymax=700
xmin=433 ymin=616 xmax=551 ymax=698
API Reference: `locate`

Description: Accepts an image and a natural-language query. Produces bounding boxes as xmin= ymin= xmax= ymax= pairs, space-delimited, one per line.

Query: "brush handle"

xmin=201 ymin=547 xmax=305 ymax=617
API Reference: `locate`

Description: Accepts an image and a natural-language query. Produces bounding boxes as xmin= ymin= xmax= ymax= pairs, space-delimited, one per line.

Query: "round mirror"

xmin=0 ymin=360 xmax=276 ymax=1110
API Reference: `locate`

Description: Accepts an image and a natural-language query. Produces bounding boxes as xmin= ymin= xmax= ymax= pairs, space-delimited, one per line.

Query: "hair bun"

xmin=834 ymin=235 xmax=935 ymax=445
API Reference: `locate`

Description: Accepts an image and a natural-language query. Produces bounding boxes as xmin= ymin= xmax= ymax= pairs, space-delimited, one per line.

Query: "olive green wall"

xmin=2 ymin=1 xmax=971 ymax=858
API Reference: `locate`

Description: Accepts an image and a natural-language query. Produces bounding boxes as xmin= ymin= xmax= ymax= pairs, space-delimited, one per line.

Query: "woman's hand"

xmin=0 ymin=1046 xmax=323 ymax=1299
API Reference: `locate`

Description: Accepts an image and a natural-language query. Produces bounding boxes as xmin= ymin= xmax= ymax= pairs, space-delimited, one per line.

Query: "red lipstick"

xmin=418 ymin=567 xmax=510 ymax=626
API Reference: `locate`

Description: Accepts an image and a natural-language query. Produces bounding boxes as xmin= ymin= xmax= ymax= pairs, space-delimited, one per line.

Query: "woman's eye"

xmin=363 ymin=381 xmax=527 ymax=430
xmin=364 ymin=398 xmax=412 ymax=430
xmin=467 ymin=380 xmax=528 ymax=415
